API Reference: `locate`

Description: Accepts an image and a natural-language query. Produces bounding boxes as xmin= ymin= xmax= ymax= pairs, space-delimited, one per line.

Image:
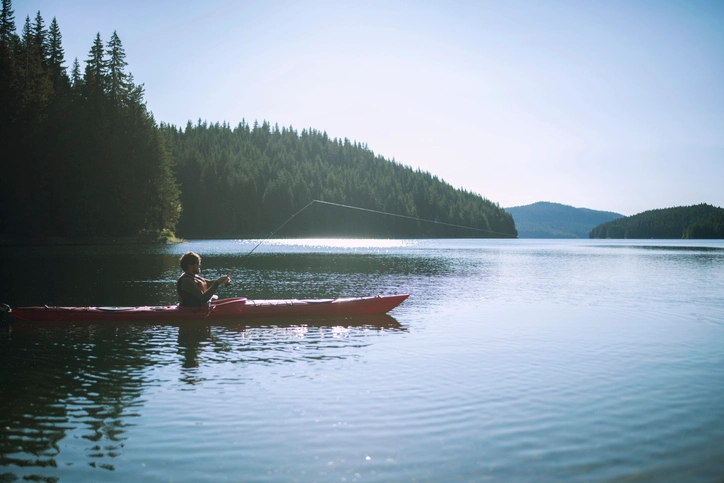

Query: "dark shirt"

xmin=177 ymin=273 xmax=219 ymax=307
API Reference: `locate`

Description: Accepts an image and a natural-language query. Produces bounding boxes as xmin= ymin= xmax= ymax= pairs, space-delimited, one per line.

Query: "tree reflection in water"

xmin=0 ymin=324 xmax=150 ymax=479
xmin=0 ymin=315 xmax=404 ymax=481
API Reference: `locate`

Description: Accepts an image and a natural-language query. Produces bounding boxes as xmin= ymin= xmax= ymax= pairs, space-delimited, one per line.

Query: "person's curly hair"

xmin=179 ymin=251 xmax=201 ymax=271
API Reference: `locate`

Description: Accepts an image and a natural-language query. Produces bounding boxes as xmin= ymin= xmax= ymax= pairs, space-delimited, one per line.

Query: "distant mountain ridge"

xmin=505 ymin=202 xmax=624 ymax=238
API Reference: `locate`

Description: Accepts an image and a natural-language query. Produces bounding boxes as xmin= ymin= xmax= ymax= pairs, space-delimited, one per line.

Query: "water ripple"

xmin=2 ymin=239 xmax=724 ymax=482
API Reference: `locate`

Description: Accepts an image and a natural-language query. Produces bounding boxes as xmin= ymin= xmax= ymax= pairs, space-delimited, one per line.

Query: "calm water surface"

xmin=1 ymin=239 xmax=723 ymax=482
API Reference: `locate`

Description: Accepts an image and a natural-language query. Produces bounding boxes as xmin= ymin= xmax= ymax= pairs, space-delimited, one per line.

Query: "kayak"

xmin=4 ymin=294 xmax=409 ymax=322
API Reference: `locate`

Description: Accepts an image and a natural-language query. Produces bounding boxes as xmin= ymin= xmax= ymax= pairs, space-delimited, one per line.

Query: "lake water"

xmin=1 ymin=238 xmax=723 ymax=482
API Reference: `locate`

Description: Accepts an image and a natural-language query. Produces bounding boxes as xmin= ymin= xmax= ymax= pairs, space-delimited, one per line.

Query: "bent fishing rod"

xmin=225 ymin=199 xmax=515 ymax=278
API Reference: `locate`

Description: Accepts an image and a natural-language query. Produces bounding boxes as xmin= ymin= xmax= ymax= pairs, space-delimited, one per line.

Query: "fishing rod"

xmin=226 ymin=200 xmax=317 ymax=278
xmin=225 ymin=199 xmax=515 ymax=279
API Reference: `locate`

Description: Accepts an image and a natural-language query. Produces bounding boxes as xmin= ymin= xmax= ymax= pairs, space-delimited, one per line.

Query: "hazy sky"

xmin=14 ymin=0 xmax=724 ymax=215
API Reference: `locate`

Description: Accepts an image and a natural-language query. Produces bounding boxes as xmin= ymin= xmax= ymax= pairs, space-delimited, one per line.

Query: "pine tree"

xmin=47 ymin=17 xmax=67 ymax=89
xmin=20 ymin=14 xmax=31 ymax=51
xmin=0 ymin=0 xmax=19 ymax=120
xmin=125 ymin=73 xmax=145 ymax=105
xmin=105 ymin=30 xmax=127 ymax=102
xmin=0 ymin=0 xmax=16 ymax=44
xmin=32 ymin=11 xmax=46 ymax=66
xmin=18 ymin=14 xmax=51 ymax=118
xmin=83 ymin=32 xmax=105 ymax=99
xmin=70 ymin=57 xmax=81 ymax=90
xmin=0 ymin=0 xmax=18 ymax=234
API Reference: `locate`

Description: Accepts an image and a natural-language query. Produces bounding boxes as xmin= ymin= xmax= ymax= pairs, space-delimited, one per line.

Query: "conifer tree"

xmin=84 ymin=33 xmax=105 ymax=99
xmin=20 ymin=14 xmax=31 ymax=49
xmin=0 ymin=0 xmax=17 ymax=233
xmin=125 ymin=72 xmax=145 ymax=105
xmin=32 ymin=11 xmax=46 ymax=65
xmin=18 ymin=14 xmax=51 ymax=119
xmin=0 ymin=0 xmax=16 ymax=44
xmin=70 ymin=57 xmax=81 ymax=90
xmin=105 ymin=30 xmax=127 ymax=102
xmin=0 ymin=0 xmax=18 ymax=123
xmin=47 ymin=17 xmax=67 ymax=89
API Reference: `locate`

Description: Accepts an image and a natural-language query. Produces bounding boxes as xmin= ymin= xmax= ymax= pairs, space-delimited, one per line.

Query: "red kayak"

xmin=5 ymin=294 xmax=409 ymax=322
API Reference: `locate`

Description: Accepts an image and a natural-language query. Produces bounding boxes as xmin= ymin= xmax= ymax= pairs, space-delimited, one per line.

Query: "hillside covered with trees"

xmin=589 ymin=204 xmax=724 ymax=239
xmin=163 ymin=121 xmax=516 ymax=238
xmin=0 ymin=1 xmax=516 ymax=241
xmin=505 ymin=202 xmax=622 ymax=238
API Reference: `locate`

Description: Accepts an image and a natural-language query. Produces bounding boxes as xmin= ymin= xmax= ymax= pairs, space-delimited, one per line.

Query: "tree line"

xmin=0 ymin=1 xmax=516 ymax=240
xmin=683 ymin=211 xmax=724 ymax=239
xmin=162 ymin=121 xmax=517 ymax=238
xmin=0 ymin=1 xmax=179 ymax=239
xmin=589 ymin=204 xmax=724 ymax=239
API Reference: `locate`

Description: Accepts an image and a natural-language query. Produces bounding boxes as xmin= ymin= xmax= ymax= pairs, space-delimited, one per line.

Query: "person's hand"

xmin=218 ymin=275 xmax=230 ymax=285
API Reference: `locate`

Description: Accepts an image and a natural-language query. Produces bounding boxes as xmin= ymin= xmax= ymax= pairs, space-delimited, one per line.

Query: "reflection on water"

xmin=596 ymin=243 xmax=724 ymax=252
xmin=175 ymin=315 xmax=403 ymax=370
xmin=0 ymin=325 xmax=150 ymax=479
xmin=178 ymin=325 xmax=209 ymax=370
xmin=1 ymin=239 xmax=724 ymax=482
xmin=0 ymin=314 xmax=403 ymax=481
xmin=259 ymin=238 xmax=416 ymax=249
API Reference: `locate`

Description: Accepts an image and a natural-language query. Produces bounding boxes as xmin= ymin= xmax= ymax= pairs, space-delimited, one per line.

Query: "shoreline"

xmin=0 ymin=235 xmax=186 ymax=246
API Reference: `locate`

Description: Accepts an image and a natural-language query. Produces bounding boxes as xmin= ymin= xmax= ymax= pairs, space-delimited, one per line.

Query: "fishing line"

xmin=226 ymin=198 xmax=515 ymax=277
xmin=313 ymin=200 xmax=517 ymax=238
xmin=226 ymin=200 xmax=316 ymax=277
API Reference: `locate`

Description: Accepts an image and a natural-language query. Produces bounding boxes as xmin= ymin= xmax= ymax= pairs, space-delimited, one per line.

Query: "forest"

xmin=589 ymin=204 xmax=724 ymax=239
xmin=0 ymin=1 xmax=517 ymax=241
xmin=0 ymin=1 xmax=180 ymax=239
xmin=163 ymin=121 xmax=516 ymax=238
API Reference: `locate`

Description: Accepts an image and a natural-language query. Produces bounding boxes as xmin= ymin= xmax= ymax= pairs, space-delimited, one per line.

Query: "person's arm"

xmin=180 ymin=276 xmax=220 ymax=304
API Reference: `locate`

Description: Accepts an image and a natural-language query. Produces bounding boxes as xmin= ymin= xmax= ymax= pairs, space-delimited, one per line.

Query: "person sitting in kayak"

xmin=177 ymin=251 xmax=231 ymax=307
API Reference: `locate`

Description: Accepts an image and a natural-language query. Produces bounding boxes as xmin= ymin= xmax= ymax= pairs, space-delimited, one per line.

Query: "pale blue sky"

xmin=15 ymin=0 xmax=724 ymax=215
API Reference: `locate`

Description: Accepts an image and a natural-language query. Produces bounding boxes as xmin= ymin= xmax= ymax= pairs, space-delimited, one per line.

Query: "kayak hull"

xmin=7 ymin=294 xmax=409 ymax=322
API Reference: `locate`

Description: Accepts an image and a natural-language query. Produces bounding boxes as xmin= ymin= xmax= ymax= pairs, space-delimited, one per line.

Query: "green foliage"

xmin=0 ymin=2 xmax=180 ymax=239
xmin=0 ymin=0 xmax=514 ymax=240
xmin=505 ymin=202 xmax=623 ymax=238
xmin=105 ymin=30 xmax=128 ymax=102
xmin=163 ymin=121 xmax=517 ymax=238
xmin=0 ymin=0 xmax=16 ymax=44
xmin=589 ymin=204 xmax=724 ymax=239
xmin=683 ymin=211 xmax=724 ymax=239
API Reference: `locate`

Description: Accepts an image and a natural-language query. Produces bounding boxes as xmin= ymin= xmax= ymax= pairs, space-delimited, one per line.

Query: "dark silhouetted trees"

xmin=1 ymin=0 xmax=515 ymax=240
xmin=0 ymin=1 xmax=180 ymax=239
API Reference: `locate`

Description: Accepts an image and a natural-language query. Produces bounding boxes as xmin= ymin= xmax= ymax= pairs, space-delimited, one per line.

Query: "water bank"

xmin=0 ymin=234 xmax=185 ymax=246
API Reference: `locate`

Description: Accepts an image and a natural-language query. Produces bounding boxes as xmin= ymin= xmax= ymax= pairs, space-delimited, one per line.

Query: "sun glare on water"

xmin=261 ymin=238 xmax=415 ymax=249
